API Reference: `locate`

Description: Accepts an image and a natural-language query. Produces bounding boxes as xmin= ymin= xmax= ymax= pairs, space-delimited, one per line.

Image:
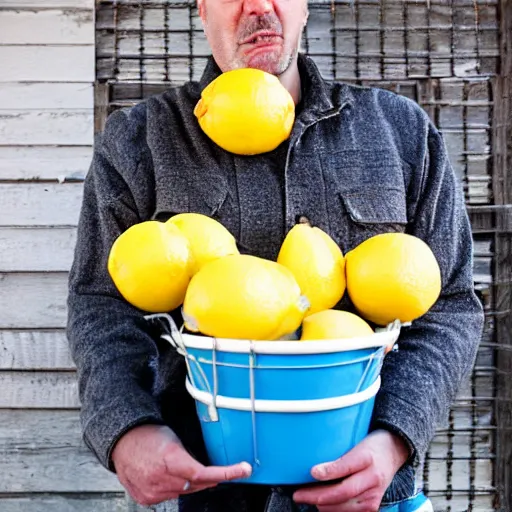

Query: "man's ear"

xmin=197 ymin=0 xmax=206 ymax=22
xmin=304 ymin=8 xmax=309 ymax=26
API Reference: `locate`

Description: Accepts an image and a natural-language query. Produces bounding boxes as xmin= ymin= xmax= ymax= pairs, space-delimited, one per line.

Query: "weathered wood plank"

xmin=0 ymin=410 xmax=123 ymax=492
xmin=0 ymin=273 xmax=69 ymax=329
xmin=0 ymin=371 xmax=79 ymax=408
xmin=96 ymin=5 xmax=193 ymax=33
xmin=97 ymin=56 xmax=196 ymax=83
xmin=0 ymin=82 xmax=93 ymax=110
xmin=0 ymin=110 xmax=93 ymax=146
xmin=0 ymin=146 xmax=91 ymax=181
xmin=0 ymin=228 xmax=76 ymax=272
xmin=426 ymin=493 xmax=493 ymax=512
xmin=96 ymin=31 xmax=200 ymax=58
xmin=0 ymin=330 xmax=74 ymax=370
xmin=421 ymin=458 xmax=493 ymax=496
xmin=0 ymin=183 xmax=83 ymax=227
xmin=0 ymin=0 xmax=93 ymax=8
xmin=492 ymin=1 xmax=512 ymax=509
xmin=0 ymin=10 xmax=93 ymax=45
xmin=0 ymin=495 xmax=127 ymax=512
xmin=0 ymin=46 xmax=94 ymax=82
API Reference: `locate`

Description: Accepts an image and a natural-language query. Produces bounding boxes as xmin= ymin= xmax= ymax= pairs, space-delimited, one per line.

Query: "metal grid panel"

xmin=95 ymin=2 xmax=509 ymax=510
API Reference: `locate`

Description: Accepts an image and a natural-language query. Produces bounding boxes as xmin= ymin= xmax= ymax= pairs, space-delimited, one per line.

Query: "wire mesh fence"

xmin=95 ymin=1 xmax=511 ymax=510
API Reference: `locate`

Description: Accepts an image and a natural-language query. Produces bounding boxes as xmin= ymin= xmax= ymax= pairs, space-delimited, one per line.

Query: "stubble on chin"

xmin=232 ymin=46 xmax=294 ymax=76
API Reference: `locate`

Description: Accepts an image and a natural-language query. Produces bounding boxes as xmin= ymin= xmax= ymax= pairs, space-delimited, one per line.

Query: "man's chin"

xmin=243 ymin=52 xmax=288 ymax=75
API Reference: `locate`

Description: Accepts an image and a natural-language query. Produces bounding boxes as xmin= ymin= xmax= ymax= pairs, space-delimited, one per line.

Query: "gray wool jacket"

xmin=67 ymin=54 xmax=484 ymax=511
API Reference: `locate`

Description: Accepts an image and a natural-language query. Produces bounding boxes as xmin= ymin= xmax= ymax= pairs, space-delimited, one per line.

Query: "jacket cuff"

xmin=82 ymin=396 xmax=165 ymax=472
xmin=370 ymin=388 xmax=431 ymax=466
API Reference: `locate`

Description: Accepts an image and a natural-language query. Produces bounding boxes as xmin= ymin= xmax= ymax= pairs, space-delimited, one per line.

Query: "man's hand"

xmin=293 ymin=430 xmax=410 ymax=512
xmin=111 ymin=424 xmax=252 ymax=506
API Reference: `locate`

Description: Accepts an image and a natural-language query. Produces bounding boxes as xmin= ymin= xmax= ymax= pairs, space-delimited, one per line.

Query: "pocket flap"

xmin=341 ymin=188 xmax=408 ymax=225
xmin=152 ymin=176 xmax=228 ymax=222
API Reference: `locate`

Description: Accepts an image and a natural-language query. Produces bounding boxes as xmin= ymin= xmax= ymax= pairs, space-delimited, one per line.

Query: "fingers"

xmin=119 ymin=437 xmax=253 ymax=507
xmin=138 ymin=461 xmax=251 ymax=506
xmin=294 ymin=467 xmax=378 ymax=507
xmin=121 ymin=473 xmax=171 ymax=507
xmin=120 ymin=452 xmax=223 ymax=506
xmin=113 ymin=425 xmax=252 ymax=507
xmin=165 ymin=448 xmax=252 ymax=484
xmin=150 ymin=473 xmax=219 ymax=495
xmin=189 ymin=461 xmax=253 ymax=484
xmin=311 ymin=446 xmax=373 ymax=481
xmin=124 ymin=472 xmax=218 ymax=507
xmin=293 ymin=471 xmax=378 ymax=505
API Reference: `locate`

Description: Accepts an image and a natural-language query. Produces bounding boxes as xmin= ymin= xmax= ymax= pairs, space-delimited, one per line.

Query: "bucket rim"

xmin=169 ymin=328 xmax=400 ymax=354
xmin=186 ymin=375 xmax=381 ymax=412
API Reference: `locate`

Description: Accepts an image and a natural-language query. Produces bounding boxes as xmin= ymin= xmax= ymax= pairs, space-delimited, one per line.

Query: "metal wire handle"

xmin=249 ymin=341 xmax=260 ymax=467
xmin=144 ymin=313 xmax=219 ymax=421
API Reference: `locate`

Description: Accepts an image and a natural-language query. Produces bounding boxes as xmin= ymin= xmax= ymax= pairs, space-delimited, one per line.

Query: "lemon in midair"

xmin=183 ymin=254 xmax=310 ymax=340
xmin=194 ymin=68 xmax=295 ymax=155
xmin=300 ymin=310 xmax=374 ymax=340
xmin=167 ymin=213 xmax=239 ymax=274
xmin=277 ymin=223 xmax=346 ymax=316
xmin=107 ymin=221 xmax=193 ymax=313
xmin=345 ymin=233 xmax=442 ymax=326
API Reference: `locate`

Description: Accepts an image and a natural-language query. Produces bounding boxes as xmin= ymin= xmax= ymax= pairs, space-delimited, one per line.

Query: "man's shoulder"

xmin=338 ymin=81 xmax=429 ymax=126
xmin=104 ymin=81 xmax=199 ymax=132
xmin=327 ymin=81 xmax=433 ymax=157
xmin=99 ymin=80 xmax=200 ymax=157
xmin=98 ymin=101 xmax=149 ymax=169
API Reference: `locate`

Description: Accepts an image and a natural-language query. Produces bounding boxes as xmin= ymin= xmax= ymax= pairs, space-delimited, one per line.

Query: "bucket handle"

xmin=249 ymin=341 xmax=260 ymax=467
xmin=353 ymin=319 xmax=405 ymax=393
xmin=354 ymin=347 xmax=383 ymax=394
xmin=144 ymin=313 xmax=219 ymax=422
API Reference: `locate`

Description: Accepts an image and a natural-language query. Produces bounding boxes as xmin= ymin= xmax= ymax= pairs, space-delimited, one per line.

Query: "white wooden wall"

xmin=0 ymin=1 xmax=132 ymax=510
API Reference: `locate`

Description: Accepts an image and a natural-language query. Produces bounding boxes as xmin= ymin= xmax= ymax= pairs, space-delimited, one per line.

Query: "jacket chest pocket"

xmin=329 ymin=187 xmax=408 ymax=252
xmin=152 ymin=188 xmax=227 ymax=222
xmin=150 ymin=174 xmax=241 ymax=245
xmin=321 ymin=149 xmax=410 ymax=253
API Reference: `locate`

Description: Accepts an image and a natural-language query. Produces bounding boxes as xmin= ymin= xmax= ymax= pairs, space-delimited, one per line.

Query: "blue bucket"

xmin=147 ymin=314 xmax=400 ymax=486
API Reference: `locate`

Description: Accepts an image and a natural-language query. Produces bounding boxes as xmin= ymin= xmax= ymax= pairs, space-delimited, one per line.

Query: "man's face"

xmin=198 ymin=0 xmax=309 ymax=75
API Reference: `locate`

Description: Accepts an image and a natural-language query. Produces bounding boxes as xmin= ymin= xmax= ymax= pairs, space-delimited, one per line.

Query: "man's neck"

xmin=278 ymin=58 xmax=302 ymax=106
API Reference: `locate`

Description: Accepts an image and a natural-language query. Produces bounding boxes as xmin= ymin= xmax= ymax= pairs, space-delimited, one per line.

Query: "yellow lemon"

xmin=300 ymin=310 xmax=374 ymax=340
xmin=345 ymin=233 xmax=442 ymax=326
xmin=167 ymin=213 xmax=239 ymax=274
xmin=277 ymin=223 xmax=346 ymax=316
xmin=108 ymin=221 xmax=193 ymax=313
xmin=183 ymin=254 xmax=310 ymax=340
xmin=194 ymin=68 xmax=295 ymax=155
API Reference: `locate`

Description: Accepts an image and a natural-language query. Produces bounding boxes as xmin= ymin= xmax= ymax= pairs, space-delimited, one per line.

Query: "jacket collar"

xmin=198 ymin=53 xmax=354 ymax=121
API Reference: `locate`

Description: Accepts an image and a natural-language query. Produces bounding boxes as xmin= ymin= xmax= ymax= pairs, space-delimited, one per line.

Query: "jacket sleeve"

xmin=370 ymin=121 xmax=485 ymax=463
xmin=67 ymin=111 xmax=165 ymax=472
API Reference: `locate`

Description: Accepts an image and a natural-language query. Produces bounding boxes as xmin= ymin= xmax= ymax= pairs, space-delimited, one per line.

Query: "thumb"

xmin=191 ymin=460 xmax=253 ymax=484
xmin=165 ymin=445 xmax=252 ymax=483
xmin=312 ymin=445 xmax=373 ymax=481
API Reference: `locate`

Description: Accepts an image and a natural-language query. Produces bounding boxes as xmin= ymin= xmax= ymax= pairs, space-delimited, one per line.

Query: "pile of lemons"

xmin=108 ymin=68 xmax=441 ymax=343
xmin=108 ymin=213 xmax=441 ymax=342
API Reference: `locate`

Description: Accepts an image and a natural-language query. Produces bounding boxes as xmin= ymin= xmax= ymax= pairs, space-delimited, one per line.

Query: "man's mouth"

xmin=241 ymin=32 xmax=282 ymax=45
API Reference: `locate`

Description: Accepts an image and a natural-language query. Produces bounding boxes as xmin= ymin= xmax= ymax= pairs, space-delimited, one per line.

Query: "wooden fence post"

xmin=492 ymin=2 xmax=512 ymax=510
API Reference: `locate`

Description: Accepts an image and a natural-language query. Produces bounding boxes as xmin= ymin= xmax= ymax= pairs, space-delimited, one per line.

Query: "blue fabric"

xmin=380 ymin=491 xmax=432 ymax=511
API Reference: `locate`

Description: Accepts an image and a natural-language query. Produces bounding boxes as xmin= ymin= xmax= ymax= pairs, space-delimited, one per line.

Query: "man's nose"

xmin=242 ymin=0 xmax=274 ymax=16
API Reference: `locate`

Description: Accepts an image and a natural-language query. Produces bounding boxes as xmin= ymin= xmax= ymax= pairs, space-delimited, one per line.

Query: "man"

xmin=67 ymin=0 xmax=484 ymax=510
